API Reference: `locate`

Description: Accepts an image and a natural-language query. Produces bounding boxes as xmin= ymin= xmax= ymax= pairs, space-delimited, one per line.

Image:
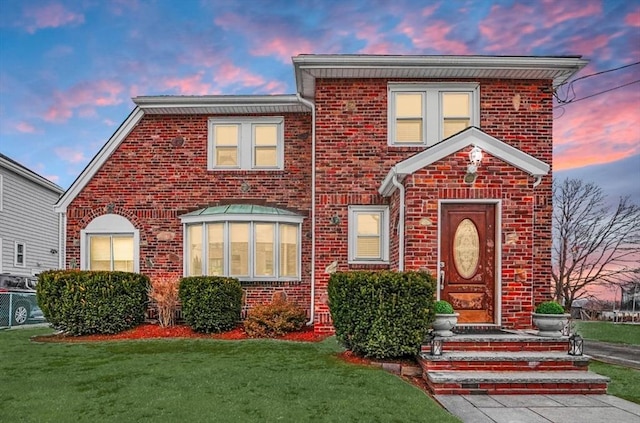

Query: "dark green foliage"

xmin=243 ymin=298 xmax=307 ymax=338
xmin=434 ymin=300 xmax=455 ymax=314
xmin=179 ymin=276 xmax=243 ymax=333
xmin=36 ymin=270 xmax=149 ymax=336
xmin=328 ymin=271 xmax=436 ymax=359
xmin=535 ymin=301 xmax=566 ymax=314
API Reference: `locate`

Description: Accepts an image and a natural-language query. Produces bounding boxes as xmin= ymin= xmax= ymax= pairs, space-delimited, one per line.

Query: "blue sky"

xmin=0 ymin=0 xmax=638 ymax=202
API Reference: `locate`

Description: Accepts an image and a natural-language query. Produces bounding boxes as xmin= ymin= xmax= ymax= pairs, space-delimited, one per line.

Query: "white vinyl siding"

xmin=208 ymin=118 xmax=284 ymax=170
xmin=348 ymin=206 xmax=390 ymax=263
xmin=388 ymin=83 xmax=479 ymax=146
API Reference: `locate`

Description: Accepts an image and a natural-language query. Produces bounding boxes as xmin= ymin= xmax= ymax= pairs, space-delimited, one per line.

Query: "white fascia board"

xmin=53 ymin=107 xmax=144 ymax=213
xmin=379 ymin=127 xmax=550 ymax=196
xmin=180 ymin=214 xmax=305 ymax=224
xmin=133 ymin=94 xmax=306 ymax=109
xmin=0 ymin=155 xmax=64 ymax=194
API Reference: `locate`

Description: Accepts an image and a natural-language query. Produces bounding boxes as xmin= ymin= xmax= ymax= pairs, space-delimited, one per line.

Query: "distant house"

xmin=0 ymin=154 xmax=64 ymax=276
xmin=54 ymin=54 xmax=587 ymax=333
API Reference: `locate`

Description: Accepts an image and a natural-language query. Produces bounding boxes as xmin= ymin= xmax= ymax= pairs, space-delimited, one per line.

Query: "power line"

xmin=557 ymin=61 xmax=640 ymax=87
xmin=553 ymin=79 xmax=640 ymax=109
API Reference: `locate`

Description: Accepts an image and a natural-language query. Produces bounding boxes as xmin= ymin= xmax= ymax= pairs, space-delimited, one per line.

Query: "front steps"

xmin=418 ymin=332 xmax=609 ymax=395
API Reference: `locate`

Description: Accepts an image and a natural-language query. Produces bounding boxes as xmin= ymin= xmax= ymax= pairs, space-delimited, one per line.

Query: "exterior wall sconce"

xmin=429 ymin=333 xmax=444 ymax=356
xmin=464 ymin=145 xmax=483 ymax=184
xmin=50 ymin=249 xmax=58 ymax=255
xmin=329 ymin=214 xmax=341 ymax=225
xmin=568 ymin=334 xmax=584 ymax=356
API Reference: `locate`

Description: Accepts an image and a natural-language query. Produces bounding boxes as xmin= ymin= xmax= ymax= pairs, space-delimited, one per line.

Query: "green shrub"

xmin=328 ymin=271 xmax=436 ymax=359
xmin=535 ymin=301 xmax=566 ymax=314
xmin=37 ymin=270 xmax=149 ymax=336
xmin=434 ymin=300 xmax=455 ymax=314
xmin=179 ymin=276 xmax=243 ymax=333
xmin=243 ymin=298 xmax=307 ymax=338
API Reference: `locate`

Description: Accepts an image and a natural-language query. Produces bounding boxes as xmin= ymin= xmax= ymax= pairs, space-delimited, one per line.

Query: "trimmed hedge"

xmin=37 ymin=270 xmax=150 ymax=336
xmin=243 ymin=298 xmax=307 ymax=338
xmin=328 ymin=271 xmax=436 ymax=359
xmin=179 ymin=276 xmax=243 ymax=333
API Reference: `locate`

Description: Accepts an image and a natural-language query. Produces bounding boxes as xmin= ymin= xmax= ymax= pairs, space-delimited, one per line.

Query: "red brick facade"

xmin=58 ymin=55 xmax=580 ymax=334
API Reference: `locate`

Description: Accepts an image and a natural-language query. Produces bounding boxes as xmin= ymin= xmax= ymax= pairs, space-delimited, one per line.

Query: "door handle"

xmin=439 ymin=269 xmax=445 ymax=290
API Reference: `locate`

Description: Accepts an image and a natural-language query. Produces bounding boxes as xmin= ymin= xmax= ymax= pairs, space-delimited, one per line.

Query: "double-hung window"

xmin=348 ymin=206 xmax=389 ymax=263
xmin=208 ymin=118 xmax=284 ymax=170
xmin=388 ymin=83 xmax=479 ymax=146
xmin=14 ymin=242 xmax=25 ymax=267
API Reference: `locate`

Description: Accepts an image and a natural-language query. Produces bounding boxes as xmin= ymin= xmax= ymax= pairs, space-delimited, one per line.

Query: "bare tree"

xmin=552 ymin=178 xmax=640 ymax=308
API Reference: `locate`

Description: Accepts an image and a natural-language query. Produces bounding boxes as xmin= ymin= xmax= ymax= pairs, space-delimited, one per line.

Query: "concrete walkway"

xmin=435 ymin=394 xmax=640 ymax=423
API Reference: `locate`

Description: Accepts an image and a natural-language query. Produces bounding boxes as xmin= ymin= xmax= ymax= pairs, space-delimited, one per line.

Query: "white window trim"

xmin=348 ymin=205 xmax=390 ymax=264
xmin=14 ymin=241 xmax=26 ymax=267
xmin=388 ymin=83 xmax=480 ymax=147
xmin=182 ymin=215 xmax=303 ymax=282
xmin=208 ymin=117 xmax=285 ymax=170
xmin=0 ymin=174 xmax=4 ymax=211
xmin=80 ymin=214 xmax=140 ymax=272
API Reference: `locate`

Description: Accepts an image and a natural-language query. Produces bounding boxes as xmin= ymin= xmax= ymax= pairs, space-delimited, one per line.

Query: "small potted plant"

xmin=432 ymin=300 xmax=459 ymax=337
xmin=532 ymin=301 xmax=570 ymax=337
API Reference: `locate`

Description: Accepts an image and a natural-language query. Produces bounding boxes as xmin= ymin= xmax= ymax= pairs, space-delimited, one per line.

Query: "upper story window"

xmin=208 ymin=118 xmax=284 ymax=170
xmin=388 ymin=83 xmax=479 ymax=146
xmin=348 ymin=205 xmax=389 ymax=264
xmin=14 ymin=242 xmax=25 ymax=267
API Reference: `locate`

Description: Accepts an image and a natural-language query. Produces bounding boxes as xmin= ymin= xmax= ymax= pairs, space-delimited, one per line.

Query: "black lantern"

xmin=568 ymin=334 xmax=584 ymax=356
xmin=430 ymin=334 xmax=444 ymax=356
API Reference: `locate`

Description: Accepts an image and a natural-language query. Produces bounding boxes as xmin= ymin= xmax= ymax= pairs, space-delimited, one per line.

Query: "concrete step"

xmin=426 ymin=370 xmax=610 ymax=395
xmin=419 ymin=351 xmax=591 ymax=371
xmin=420 ymin=332 xmax=569 ymax=353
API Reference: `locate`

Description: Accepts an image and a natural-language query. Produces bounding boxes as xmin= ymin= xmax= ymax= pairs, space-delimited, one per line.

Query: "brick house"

xmin=54 ymin=54 xmax=587 ymax=334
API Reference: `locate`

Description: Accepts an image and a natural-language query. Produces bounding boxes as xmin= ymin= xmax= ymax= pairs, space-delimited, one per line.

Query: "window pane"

xmin=90 ymin=236 xmax=111 ymax=271
xmin=216 ymin=147 xmax=238 ymax=166
xmin=396 ymin=93 xmax=422 ymax=117
xmin=215 ymin=125 xmax=238 ymax=146
xmin=396 ymin=120 xmax=423 ymax=143
xmin=280 ymin=224 xmax=298 ymax=277
xmin=113 ymin=236 xmax=134 ymax=272
xmin=357 ymin=236 xmax=381 ymax=258
xmin=443 ymin=119 xmax=470 ymax=138
xmin=254 ymin=223 xmax=274 ymax=276
xmin=188 ymin=225 xmax=203 ymax=276
xmin=443 ymin=93 xmax=470 ymax=117
xmin=230 ymin=223 xmax=249 ymax=276
xmin=254 ymin=147 xmax=277 ymax=167
xmin=254 ymin=125 xmax=277 ymax=146
xmin=357 ymin=213 xmax=380 ymax=236
xmin=208 ymin=223 xmax=224 ymax=276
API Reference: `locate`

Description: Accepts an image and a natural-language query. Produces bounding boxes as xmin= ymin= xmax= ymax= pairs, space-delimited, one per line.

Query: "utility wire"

xmin=556 ymin=61 xmax=640 ymax=87
xmin=553 ymin=79 xmax=640 ymax=109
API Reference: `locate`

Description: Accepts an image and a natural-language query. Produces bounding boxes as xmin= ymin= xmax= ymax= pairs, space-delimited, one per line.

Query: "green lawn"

xmin=0 ymin=327 xmax=460 ymax=423
xmin=589 ymin=361 xmax=640 ymax=404
xmin=574 ymin=321 xmax=640 ymax=345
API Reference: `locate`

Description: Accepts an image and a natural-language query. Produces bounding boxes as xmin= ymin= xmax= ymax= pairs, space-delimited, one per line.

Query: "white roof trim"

xmin=379 ymin=127 xmax=550 ymax=196
xmin=133 ymin=95 xmax=310 ymax=114
xmin=0 ymin=154 xmax=64 ymax=194
xmin=54 ymin=107 xmax=145 ymax=212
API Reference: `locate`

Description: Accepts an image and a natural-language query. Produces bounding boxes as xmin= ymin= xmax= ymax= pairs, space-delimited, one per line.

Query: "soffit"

xmin=133 ymin=95 xmax=310 ymax=115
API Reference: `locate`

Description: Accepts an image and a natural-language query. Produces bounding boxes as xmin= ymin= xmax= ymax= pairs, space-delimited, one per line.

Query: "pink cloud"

xmin=15 ymin=121 xmax=37 ymax=133
xmin=160 ymin=72 xmax=213 ymax=95
xmin=23 ymin=2 xmax=84 ymax=34
xmin=625 ymin=8 xmax=640 ymax=26
xmin=44 ymin=80 xmax=125 ymax=123
xmin=252 ymin=37 xmax=316 ymax=63
xmin=54 ymin=146 xmax=87 ymax=164
xmin=567 ymin=34 xmax=611 ymax=58
xmin=540 ymin=0 xmax=602 ymax=28
xmin=214 ymin=63 xmax=267 ymax=88
xmin=401 ymin=20 xmax=471 ymax=54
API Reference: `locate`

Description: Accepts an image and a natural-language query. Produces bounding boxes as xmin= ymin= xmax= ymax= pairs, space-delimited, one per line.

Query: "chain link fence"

xmin=0 ymin=292 xmax=46 ymax=328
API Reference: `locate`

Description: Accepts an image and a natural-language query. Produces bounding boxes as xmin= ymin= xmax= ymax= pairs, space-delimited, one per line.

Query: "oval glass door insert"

xmin=453 ymin=218 xmax=480 ymax=279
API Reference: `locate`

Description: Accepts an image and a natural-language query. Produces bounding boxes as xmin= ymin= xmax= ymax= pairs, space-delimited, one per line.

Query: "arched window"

xmin=80 ymin=214 xmax=140 ymax=272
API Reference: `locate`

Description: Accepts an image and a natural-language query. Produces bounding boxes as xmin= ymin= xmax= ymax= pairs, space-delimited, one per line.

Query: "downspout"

xmin=58 ymin=212 xmax=66 ymax=269
xmin=390 ymin=170 xmax=405 ymax=271
xmin=297 ymin=94 xmax=316 ymax=326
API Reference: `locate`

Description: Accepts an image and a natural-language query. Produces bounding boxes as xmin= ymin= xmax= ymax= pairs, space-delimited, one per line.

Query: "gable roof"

xmin=53 ymin=96 xmax=311 ymax=212
xmin=0 ymin=153 xmax=64 ymax=195
xmin=293 ymin=54 xmax=588 ymax=100
xmin=379 ymin=127 xmax=550 ymax=197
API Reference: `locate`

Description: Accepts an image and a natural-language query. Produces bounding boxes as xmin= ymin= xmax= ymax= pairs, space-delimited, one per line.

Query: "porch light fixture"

xmin=568 ymin=334 xmax=584 ymax=356
xmin=464 ymin=146 xmax=483 ymax=184
xmin=429 ymin=333 xmax=444 ymax=356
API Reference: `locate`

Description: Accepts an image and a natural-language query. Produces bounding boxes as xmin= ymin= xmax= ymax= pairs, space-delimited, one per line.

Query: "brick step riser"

xmin=420 ymin=361 xmax=589 ymax=372
xmin=427 ymin=382 xmax=608 ymax=395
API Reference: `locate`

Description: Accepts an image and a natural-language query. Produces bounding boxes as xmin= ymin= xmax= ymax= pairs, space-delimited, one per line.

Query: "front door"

xmin=440 ymin=203 xmax=496 ymax=324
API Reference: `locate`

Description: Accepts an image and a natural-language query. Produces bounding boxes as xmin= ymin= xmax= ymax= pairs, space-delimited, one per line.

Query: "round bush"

xmin=434 ymin=300 xmax=455 ymax=314
xmin=535 ymin=301 xmax=565 ymax=314
xmin=179 ymin=276 xmax=243 ymax=333
xmin=37 ymin=270 xmax=150 ymax=336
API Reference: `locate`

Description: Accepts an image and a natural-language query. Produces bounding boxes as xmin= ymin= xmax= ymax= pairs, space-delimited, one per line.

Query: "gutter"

xmin=390 ymin=171 xmax=405 ymax=271
xmin=296 ymin=94 xmax=316 ymax=326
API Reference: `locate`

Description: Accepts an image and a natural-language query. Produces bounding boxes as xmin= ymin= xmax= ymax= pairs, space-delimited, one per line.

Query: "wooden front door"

xmin=440 ymin=203 xmax=496 ymax=324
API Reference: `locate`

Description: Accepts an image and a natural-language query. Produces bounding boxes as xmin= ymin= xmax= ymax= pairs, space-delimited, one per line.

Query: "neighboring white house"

xmin=0 ymin=153 xmax=64 ymax=276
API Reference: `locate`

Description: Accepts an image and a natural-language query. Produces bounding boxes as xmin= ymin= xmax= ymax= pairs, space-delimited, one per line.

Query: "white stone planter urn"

xmin=432 ymin=313 xmax=459 ymax=337
xmin=532 ymin=313 xmax=571 ymax=337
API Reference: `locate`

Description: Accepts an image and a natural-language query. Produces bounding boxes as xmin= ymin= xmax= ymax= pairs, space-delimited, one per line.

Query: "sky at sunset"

xmin=0 ymin=0 xmax=638 ymax=203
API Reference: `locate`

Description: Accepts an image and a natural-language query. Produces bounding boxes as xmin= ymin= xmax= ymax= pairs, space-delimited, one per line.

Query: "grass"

xmin=589 ymin=361 xmax=640 ymax=404
xmin=574 ymin=321 xmax=640 ymax=345
xmin=0 ymin=327 xmax=460 ymax=423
